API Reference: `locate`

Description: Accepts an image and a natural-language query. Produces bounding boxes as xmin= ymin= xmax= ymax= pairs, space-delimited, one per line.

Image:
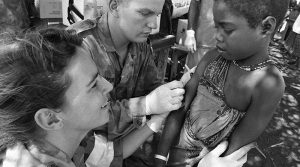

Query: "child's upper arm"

xmin=184 ymin=49 xmax=219 ymax=111
xmin=250 ymin=70 xmax=285 ymax=124
xmin=225 ymin=69 xmax=285 ymax=155
xmin=243 ymin=69 xmax=285 ymax=131
xmin=154 ymin=49 xmax=219 ymax=159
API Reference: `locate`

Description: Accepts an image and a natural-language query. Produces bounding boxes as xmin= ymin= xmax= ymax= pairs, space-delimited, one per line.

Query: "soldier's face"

xmin=117 ymin=0 xmax=164 ymax=43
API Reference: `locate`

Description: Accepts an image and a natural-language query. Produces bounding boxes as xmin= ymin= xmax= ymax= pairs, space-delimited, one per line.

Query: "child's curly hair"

xmin=215 ymin=0 xmax=289 ymax=29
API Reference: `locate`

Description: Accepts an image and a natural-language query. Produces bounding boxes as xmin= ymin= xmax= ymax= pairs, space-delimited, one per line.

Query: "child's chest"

xmin=222 ymin=67 xmax=255 ymax=112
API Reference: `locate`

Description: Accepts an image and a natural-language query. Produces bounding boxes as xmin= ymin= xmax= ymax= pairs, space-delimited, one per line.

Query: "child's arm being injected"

xmin=154 ymin=65 xmax=201 ymax=166
xmin=154 ymin=51 xmax=216 ymax=166
xmin=223 ymin=70 xmax=285 ymax=156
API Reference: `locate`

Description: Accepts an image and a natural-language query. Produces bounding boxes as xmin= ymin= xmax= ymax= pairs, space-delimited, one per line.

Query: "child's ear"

xmin=34 ymin=109 xmax=63 ymax=131
xmin=260 ymin=16 xmax=276 ymax=35
xmin=109 ymin=0 xmax=119 ymax=17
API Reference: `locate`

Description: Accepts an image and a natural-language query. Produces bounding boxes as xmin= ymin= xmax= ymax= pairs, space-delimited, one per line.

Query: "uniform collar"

xmin=98 ymin=13 xmax=117 ymax=52
xmin=30 ymin=139 xmax=72 ymax=163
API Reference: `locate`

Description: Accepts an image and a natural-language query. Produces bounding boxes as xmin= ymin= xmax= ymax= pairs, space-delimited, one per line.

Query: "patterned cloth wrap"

xmin=168 ymin=55 xmax=245 ymax=166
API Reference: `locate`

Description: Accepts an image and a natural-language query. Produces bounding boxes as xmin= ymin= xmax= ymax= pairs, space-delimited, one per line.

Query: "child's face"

xmin=213 ymin=1 xmax=264 ymax=60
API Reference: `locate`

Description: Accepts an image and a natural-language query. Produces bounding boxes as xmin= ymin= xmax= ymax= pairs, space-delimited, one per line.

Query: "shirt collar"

xmin=30 ymin=139 xmax=72 ymax=163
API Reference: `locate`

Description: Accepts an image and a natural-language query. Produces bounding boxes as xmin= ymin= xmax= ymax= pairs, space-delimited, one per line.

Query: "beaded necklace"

xmin=232 ymin=59 xmax=273 ymax=71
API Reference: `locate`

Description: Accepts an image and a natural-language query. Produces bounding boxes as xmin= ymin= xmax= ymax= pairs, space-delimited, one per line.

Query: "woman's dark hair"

xmin=0 ymin=28 xmax=82 ymax=152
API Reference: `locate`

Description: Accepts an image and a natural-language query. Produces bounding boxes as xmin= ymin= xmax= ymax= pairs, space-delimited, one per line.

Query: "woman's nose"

xmin=102 ymin=78 xmax=113 ymax=96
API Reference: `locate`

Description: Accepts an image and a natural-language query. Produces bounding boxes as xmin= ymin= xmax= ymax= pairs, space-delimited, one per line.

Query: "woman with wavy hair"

xmin=0 ymin=28 xmax=167 ymax=167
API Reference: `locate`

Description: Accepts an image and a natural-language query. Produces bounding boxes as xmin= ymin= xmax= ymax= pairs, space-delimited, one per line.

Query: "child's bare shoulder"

xmin=196 ymin=48 xmax=219 ymax=73
xmin=201 ymin=48 xmax=219 ymax=64
xmin=254 ymin=65 xmax=285 ymax=92
xmin=250 ymin=65 xmax=285 ymax=109
xmin=192 ymin=48 xmax=219 ymax=76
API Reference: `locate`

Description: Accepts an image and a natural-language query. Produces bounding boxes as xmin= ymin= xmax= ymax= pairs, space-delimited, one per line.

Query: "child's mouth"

xmin=216 ymin=46 xmax=226 ymax=53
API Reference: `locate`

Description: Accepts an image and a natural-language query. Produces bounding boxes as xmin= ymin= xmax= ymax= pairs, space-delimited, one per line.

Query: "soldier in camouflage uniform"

xmin=67 ymin=0 xmax=186 ymax=166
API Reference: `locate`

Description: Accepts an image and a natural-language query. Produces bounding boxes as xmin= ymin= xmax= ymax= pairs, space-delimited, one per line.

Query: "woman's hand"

xmin=197 ymin=141 xmax=256 ymax=167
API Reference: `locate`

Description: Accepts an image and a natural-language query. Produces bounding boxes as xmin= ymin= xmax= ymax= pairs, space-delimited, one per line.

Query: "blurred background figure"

xmin=183 ymin=0 xmax=216 ymax=68
xmin=285 ymin=0 xmax=300 ymax=68
xmin=0 ymin=0 xmax=38 ymax=33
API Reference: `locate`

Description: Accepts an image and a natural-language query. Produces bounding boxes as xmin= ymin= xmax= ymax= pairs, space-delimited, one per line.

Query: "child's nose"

xmin=214 ymin=30 xmax=223 ymax=43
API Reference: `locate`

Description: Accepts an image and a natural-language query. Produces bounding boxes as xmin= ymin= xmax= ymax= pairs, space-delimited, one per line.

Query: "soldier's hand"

xmin=146 ymin=81 xmax=185 ymax=115
xmin=180 ymin=65 xmax=196 ymax=85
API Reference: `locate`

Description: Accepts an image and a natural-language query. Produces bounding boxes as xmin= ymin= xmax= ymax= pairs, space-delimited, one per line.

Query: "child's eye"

xmin=222 ymin=25 xmax=235 ymax=34
xmin=224 ymin=29 xmax=234 ymax=35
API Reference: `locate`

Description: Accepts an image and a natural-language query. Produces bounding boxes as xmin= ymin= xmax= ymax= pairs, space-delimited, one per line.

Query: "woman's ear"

xmin=34 ymin=109 xmax=63 ymax=131
xmin=109 ymin=0 xmax=119 ymax=17
xmin=260 ymin=16 xmax=276 ymax=35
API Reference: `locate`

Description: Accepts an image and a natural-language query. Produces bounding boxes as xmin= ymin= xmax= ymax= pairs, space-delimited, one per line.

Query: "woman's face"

xmin=59 ymin=46 xmax=113 ymax=132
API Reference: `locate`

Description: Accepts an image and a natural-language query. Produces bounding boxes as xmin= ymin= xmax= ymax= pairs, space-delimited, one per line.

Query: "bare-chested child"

xmin=154 ymin=0 xmax=288 ymax=166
